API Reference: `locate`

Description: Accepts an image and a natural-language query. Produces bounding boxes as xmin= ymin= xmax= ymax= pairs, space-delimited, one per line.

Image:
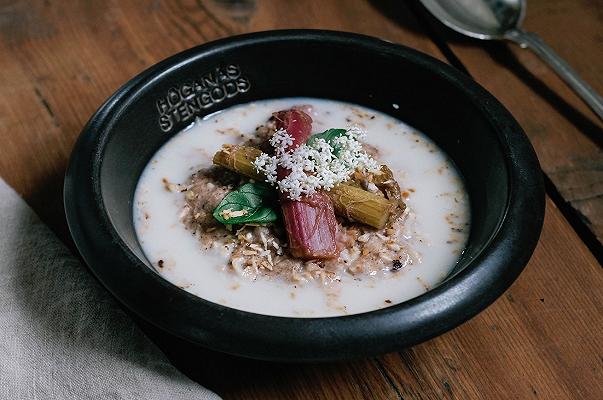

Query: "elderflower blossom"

xmin=252 ymin=152 xmax=278 ymax=184
xmin=252 ymin=126 xmax=380 ymax=200
xmin=268 ymin=129 xmax=295 ymax=149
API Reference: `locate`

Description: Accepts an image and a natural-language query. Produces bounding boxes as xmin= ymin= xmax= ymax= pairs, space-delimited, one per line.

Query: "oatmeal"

xmin=134 ymin=98 xmax=470 ymax=317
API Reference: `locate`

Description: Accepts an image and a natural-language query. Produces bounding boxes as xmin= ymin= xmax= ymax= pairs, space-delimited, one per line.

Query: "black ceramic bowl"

xmin=64 ymin=30 xmax=544 ymax=362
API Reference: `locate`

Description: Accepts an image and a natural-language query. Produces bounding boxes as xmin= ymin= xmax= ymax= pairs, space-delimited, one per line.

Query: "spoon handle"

xmin=505 ymin=29 xmax=603 ymax=122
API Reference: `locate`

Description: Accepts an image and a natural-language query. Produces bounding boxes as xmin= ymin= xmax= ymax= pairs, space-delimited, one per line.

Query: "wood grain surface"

xmin=1 ymin=1 xmax=601 ymax=399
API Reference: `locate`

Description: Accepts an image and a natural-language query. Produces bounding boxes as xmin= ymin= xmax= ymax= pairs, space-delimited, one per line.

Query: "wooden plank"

xmin=429 ymin=0 xmax=603 ymax=243
xmin=377 ymin=197 xmax=603 ymax=400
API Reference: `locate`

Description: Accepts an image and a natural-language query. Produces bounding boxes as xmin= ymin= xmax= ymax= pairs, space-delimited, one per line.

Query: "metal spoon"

xmin=419 ymin=0 xmax=603 ymax=121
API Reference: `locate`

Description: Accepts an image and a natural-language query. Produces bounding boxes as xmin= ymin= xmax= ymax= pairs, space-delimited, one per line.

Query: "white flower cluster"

xmin=253 ymin=126 xmax=380 ymax=200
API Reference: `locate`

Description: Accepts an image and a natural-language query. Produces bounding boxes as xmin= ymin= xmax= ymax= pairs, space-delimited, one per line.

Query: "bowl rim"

xmin=64 ymin=29 xmax=544 ymax=361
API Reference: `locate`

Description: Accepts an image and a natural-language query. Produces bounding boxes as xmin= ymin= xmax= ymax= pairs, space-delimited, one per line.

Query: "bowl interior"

xmin=99 ymin=36 xmax=508 ymax=283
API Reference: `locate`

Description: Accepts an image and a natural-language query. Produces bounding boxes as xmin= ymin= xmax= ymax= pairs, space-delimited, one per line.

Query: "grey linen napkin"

xmin=0 ymin=179 xmax=220 ymax=400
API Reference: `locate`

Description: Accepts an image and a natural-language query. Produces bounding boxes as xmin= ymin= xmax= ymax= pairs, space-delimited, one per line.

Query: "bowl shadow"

xmin=370 ymin=0 xmax=603 ymax=146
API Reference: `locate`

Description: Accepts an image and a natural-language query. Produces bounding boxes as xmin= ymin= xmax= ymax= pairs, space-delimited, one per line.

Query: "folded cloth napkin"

xmin=0 ymin=179 xmax=220 ymax=400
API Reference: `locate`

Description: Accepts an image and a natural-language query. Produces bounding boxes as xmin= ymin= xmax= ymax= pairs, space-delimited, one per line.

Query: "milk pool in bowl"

xmin=133 ymin=98 xmax=470 ymax=317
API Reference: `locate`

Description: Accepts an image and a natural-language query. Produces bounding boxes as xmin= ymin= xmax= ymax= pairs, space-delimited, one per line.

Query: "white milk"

xmin=133 ymin=98 xmax=470 ymax=317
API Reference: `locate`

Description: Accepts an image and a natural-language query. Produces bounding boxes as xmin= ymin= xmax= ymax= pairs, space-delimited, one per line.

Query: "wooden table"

xmin=1 ymin=1 xmax=601 ymax=398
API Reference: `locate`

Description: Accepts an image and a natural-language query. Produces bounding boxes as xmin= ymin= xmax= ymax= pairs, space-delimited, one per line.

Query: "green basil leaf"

xmin=246 ymin=207 xmax=279 ymax=224
xmin=213 ymin=182 xmax=278 ymax=225
xmin=307 ymin=128 xmax=348 ymax=154
xmin=238 ymin=182 xmax=276 ymax=207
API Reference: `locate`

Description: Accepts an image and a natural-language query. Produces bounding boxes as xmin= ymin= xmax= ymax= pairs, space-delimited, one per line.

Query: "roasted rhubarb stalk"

xmin=273 ymin=110 xmax=339 ymax=259
xmin=272 ymin=109 xmax=313 ymax=150
xmin=213 ymin=145 xmax=398 ymax=229
xmin=281 ymin=192 xmax=338 ymax=259
xmin=328 ymin=184 xmax=396 ymax=229
xmin=213 ymin=145 xmax=262 ymax=180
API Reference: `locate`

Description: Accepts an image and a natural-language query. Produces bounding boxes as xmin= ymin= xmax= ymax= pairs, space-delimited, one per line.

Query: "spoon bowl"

xmin=420 ymin=0 xmax=525 ymax=40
